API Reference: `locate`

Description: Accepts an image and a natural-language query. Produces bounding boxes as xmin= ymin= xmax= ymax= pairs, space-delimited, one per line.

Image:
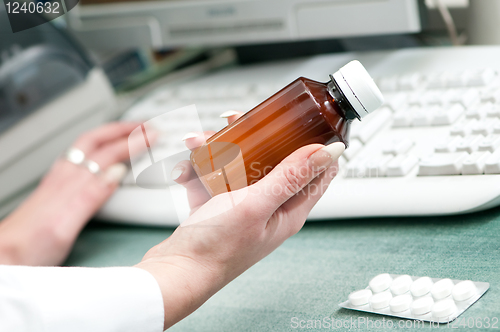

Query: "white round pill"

xmin=390 ymin=274 xmax=413 ymax=295
xmin=452 ymin=280 xmax=477 ymax=301
xmin=411 ymin=296 xmax=434 ymax=315
xmin=348 ymin=289 xmax=373 ymax=306
xmin=410 ymin=277 xmax=433 ymax=297
xmin=369 ymin=273 xmax=393 ymax=293
xmin=431 ymin=278 xmax=454 ymax=300
xmin=389 ymin=294 xmax=412 ymax=313
xmin=432 ymin=299 xmax=458 ymax=318
xmin=370 ymin=291 xmax=393 ymax=310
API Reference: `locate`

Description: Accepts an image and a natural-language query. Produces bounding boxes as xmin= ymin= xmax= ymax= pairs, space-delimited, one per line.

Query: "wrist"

xmin=0 ymin=203 xmax=77 ymax=266
xmin=136 ymin=255 xmax=226 ymax=330
xmin=0 ymin=238 xmax=19 ymax=265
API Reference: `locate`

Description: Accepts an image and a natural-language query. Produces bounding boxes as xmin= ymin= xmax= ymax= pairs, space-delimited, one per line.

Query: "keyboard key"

xmin=434 ymin=136 xmax=462 ymax=153
xmin=478 ymin=135 xmax=500 ymax=152
xmin=465 ymin=103 xmax=490 ymax=120
xmin=365 ymin=154 xmax=394 ymax=177
xmin=455 ymin=135 xmax=482 ymax=153
xmin=445 ymin=72 xmax=467 ymax=88
xmin=407 ymin=91 xmax=423 ymax=106
xmin=338 ymin=155 xmax=348 ymax=169
xmin=471 ymin=120 xmax=495 ymax=136
xmin=343 ymin=138 xmax=363 ymax=161
xmin=345 ymin=159 xmax=367 ymax=178
xmin=418 ymin=152 xmax=469 ymax=176
xmin=486 ymin=104 xmax=500 ymax=118
xmin=485 ymin=150 xmax=500 ymax=174
xmin=350 ymin=107 xmax=391 ymax=143
xmin=481 ymin=87 xmax=500 ymax=104
xmin=427 ymin=73 xmax=447 ymax=89
xmin=386 ymin=154 xmax=419 ymax=177
xmin=378 ymin=76 xmax=399 ymax=91
xmin=399 ymin=73 xmax=421 ymax=90
xmin=432 ymin=104 xmax=464 ymax=126
xmin=412 ymin=108 xmax=433 ymax=127
xmin=421 ymin=91 xmax=442 ymax=105
xmin=382 ymin=137 xmax=413 ymax=155
xmin=439 ymin=89 xmax=461 ymax=106
xmin=449 ymin=119 xmax=476 ymax=136
xmin=385 ymin=92 xmax=407 ymax=112
xmin=465 ymin=68 xmax=497 ymax=87
xmin=449 ymin=89 xmax=480 ymax=108
xmin=392 ymin=111 xmax=413 ymax=128
xmin=462 ymin=151 xmax=492 ymax=174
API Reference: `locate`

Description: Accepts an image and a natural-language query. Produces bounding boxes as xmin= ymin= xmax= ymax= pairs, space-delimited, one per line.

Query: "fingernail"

xmin=103 ymin=163 xmax=128 ymax=184
xmin=182 ymin=132 xmax=199 ymax=141
xmin=220 ymin=110 xmax=240 ymax=118
xmin=308 ymin=142 xmax=345 ymax=170
xmin=171 ymin=166 xmax=185 ymax=181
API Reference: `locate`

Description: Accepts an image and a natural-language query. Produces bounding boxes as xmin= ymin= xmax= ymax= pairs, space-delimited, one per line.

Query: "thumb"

xmin=249 ymin=142 xmax=345 ymax=214
xmin=171 ymin=160 xmax=211 ymax=210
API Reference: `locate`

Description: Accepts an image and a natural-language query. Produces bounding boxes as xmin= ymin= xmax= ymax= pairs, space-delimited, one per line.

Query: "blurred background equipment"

xmin=0 ymin=6 xmax=116 ymax=218
xmin=65 ymin=0 xmax=423 ymax=50
xmin=467 ymin=0 xmax=500 ymax=45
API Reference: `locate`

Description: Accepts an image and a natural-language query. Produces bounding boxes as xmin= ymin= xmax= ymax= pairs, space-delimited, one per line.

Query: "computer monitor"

xmin=66 ymin=0 xmax=424 ymax=50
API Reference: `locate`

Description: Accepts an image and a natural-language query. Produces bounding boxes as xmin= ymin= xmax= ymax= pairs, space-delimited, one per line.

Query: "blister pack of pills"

xmin=339 ymin=273 xmax=489 ymax=323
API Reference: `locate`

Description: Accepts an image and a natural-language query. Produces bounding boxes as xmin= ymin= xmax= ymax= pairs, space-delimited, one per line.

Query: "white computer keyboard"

xmin=98 ymin=45 xmax=500 ymax=226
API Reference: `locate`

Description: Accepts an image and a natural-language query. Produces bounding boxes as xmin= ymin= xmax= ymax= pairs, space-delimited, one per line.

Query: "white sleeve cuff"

xmin=0 ymin=265 xmax=164 ymax=332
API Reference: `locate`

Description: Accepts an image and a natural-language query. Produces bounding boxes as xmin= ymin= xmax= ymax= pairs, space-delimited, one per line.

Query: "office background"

xmin=1 ymin=0 xmax=500 ymax=330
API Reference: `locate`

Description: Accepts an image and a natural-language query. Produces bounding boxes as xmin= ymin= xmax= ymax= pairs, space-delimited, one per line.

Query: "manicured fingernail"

xmin=182 ymin=132 xmax=199 ymax=141
xmin=171 ymin=166 xmax=185 ymax=181
xmin=103 ymin=163 xmax=128 ymax=184
xmin=308 ymin=142 xmax=345 ymax=170
xmin=220 ymin=110 xmax=240 ymax=118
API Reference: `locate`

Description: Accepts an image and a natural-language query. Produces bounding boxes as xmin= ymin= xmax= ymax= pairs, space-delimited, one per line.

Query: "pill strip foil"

xmin=339 ymin=274 xmax=490 ymax=324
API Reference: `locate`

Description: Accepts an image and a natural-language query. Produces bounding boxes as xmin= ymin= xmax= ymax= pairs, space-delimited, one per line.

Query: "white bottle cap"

xmin=332 ymin=60 xmax=384 ymax=118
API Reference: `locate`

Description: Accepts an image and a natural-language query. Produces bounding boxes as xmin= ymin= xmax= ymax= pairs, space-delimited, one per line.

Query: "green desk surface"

xmin=65 ymin=208 xmax=500 ymax=331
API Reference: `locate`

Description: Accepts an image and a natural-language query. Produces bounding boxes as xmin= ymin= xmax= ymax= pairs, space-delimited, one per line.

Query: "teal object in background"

xmin=65 ymin=208 xmax=500 ymax=331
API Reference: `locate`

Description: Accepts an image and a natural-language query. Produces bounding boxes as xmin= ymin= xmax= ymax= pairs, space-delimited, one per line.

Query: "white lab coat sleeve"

xmin=0 ymin=265 xmax=164 ymax=332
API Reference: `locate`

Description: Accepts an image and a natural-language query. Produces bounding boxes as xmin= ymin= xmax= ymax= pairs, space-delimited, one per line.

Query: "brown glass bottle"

xmin=190 ymin=62 xmax=383 ymax=196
